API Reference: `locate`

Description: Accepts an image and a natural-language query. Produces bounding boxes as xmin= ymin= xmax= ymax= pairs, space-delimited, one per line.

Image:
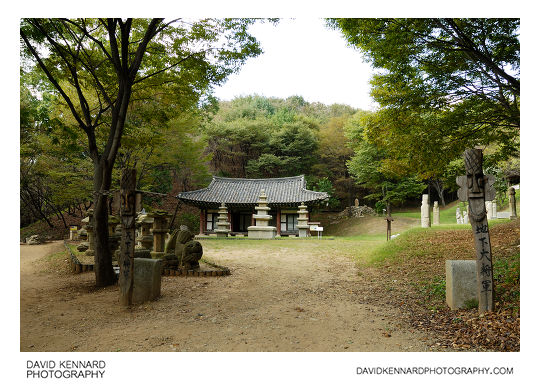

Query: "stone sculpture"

xmin=420 ymin=194 xmax=430 ymax=228
xmin=26 ymin=235 xmax=43 ymax=245
xmin=485 ymin=201 xmax=493 ymax=220
xmin=508 ymin=187 xmax=517 ymax=219
xmin=456 ymin=207 xmax=462 ymax=224
xmin=163 ymin=228 xmax=203 ymax=270
xmin=433 ymin=201 xmax=440 ymax=225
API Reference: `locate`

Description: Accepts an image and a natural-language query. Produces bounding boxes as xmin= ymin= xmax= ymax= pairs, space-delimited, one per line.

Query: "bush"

xmin=176 ymin=213 xmax=199 ymax=233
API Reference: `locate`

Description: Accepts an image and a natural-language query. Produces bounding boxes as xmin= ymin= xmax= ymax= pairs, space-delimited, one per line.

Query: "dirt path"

xmin=21 ymin=240 xmax=437 ymax=352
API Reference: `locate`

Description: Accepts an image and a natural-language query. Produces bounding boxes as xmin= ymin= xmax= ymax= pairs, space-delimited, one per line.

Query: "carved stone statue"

xmin=163 ymin=228 xmax=203 ymax=270
xmin=508 ymin=187 xmax=517 ymax=219
xmin=180 ymin=240 xmax=203 ymax=269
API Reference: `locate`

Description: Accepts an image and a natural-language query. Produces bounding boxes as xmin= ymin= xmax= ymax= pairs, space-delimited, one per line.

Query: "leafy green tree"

xmin=346 ymin=111 xmax=426 ymax=211
xmin=328 ymin=18 xmax=520 ymax=176
xmin=204 ymin=95 xmax=361 ymax=206
xmin=21 ymin=72 xmax=94 ymax=228
xmin=21 ymin=18 xmax=262 ymax=286
xmin=306 ymin=177 xmax=340 ymax=210
xmin=311 ymin=115 xmax=362 ymax=207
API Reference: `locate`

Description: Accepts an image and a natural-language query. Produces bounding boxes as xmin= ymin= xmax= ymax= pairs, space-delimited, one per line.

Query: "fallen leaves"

xmin=358 ymin=219 xmax=520 ymax=352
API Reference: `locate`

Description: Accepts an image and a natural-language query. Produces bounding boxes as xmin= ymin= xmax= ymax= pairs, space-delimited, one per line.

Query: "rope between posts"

xmin=92 ymin=189 xmax=168 ymax=197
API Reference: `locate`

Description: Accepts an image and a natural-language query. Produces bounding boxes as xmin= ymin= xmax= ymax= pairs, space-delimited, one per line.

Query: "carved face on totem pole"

xmin=464 ymin=149 xmax=487 ymax=222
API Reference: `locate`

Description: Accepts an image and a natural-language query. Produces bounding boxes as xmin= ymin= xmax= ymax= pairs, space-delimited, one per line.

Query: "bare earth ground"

xmin=20 ymin=234 xmax=442 ymax=352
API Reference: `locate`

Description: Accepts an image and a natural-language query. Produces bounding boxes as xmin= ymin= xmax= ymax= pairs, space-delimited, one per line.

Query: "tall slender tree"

xmin=21 ymin=18 xmax=262 ymax=286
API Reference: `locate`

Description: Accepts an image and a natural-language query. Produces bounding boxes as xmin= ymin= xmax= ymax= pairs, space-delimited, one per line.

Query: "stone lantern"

xmin=148 ymin=210 xmax=171 ymax=259
xmin=136 ymin=213 xmax=154 ymax=251
xmin=81 ymin=209 xmax=95 ymax=256
xmin=108 ymin=215 xmax=121 ymax=255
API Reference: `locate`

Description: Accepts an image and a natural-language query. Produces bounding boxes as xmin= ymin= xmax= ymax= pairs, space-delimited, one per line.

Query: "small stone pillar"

xmin=420 ymin=194 xmax=430 ymax=228
xmin=132 ymin=258 xmax=162 ymax=304
xmin=463 ymin=208 xmax=469 ymax=224
xmin=247 ymin=190 xmax=277 ymax=239
xmin=148 ymin=210 xmax=171 ymax=259
xmin=136 ymin=213 xmax=154 ymax=252
xmin=485 ymin=201 xmax=493 ymax=220
xmin=297 ymin=202 xmax=310 ymax=237
xmin=215 ymin=203 xmax=230 ymax=237
xmin=492 ymin=201 xmax=497 ymax=218
xmin=354 ymin=198 xmax=359 ymax=207
xmin=432 ymin=201 xmax=440 ymax=225
xmin=446 ymin=260 xmax=477 ymax=310
xmin=509 ymin=187 xmax=518 ymax=219
xmin=456 ymin=207 xmax=462 ymax=224
xmin=82 ymin=209 xmax=95 ymax=256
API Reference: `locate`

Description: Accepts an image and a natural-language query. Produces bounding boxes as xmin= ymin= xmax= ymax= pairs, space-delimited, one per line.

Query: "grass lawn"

xmin=392 ymin=194 xmax=520 ymax=225
xmin=200 ymin=234 xmax=387 ymax=265
xmin=356 ymin=218 xmax=520 ymax=351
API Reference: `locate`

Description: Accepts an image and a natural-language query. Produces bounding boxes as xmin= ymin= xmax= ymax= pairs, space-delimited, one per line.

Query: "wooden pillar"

xmin=199 ymin=209 xmax=205 ymax=234
xmin=119 ymin=169 xmax=136 ymax=307
xmin=457 ymin=149 xmax=496 ymax=314
xmin=228 ymin=211 xmax=232 ymax=231
xmin=135 ymin=192 xmax=142 ymax=213
xmin=276 ymin=209 xmax=281 ymax=235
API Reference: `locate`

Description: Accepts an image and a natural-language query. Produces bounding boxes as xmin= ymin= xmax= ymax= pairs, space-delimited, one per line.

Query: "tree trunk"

xmin=169 ymin=199 xmax=181 ymax=229
xmin=56 ymin=206 xmax=68 ymax=228
xmin=93 ymin=161 xmax=116 ymax=287
xmin=431 ymin=179 xmax=447 ymax=207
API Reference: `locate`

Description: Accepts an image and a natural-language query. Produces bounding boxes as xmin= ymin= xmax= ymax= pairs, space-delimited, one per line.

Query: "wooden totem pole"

xmin=119 ymin=169 xmax=136 ymax=306
xmin=456 ymin=149 xmax=496 ymax=313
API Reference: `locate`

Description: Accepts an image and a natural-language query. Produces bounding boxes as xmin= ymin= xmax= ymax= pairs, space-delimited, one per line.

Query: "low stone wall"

xmin=64 ymin=241 xmax=94 ymax=274
xmin=65 ymin=240 xmax=230 ymax=277
xmin=162 ymin=268 xmax=230 ymax=277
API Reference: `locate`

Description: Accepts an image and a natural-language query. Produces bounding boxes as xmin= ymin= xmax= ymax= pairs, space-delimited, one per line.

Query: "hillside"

xmin=358 ymin=219 xmax=520 ymax=351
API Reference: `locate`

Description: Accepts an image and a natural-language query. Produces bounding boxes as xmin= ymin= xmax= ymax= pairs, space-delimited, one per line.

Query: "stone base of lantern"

xmin=150 ymin=251 xmax=166 ymax=260
xmin=247 ymin=226 xmax=277 ymax=239
xmin=215 ymin=229 xmax=229 ymax=237
xmin=298 ymin=225 xmax=310 ymax=238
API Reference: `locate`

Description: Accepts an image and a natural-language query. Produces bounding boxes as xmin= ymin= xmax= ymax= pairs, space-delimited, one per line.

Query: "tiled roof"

xmin=176 ymin=175 xmax=328 ymax=206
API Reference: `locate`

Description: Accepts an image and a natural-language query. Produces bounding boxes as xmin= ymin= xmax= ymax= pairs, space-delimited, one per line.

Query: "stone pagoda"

xmin=248 ymin=190 xmax=277 ymax=239
xmin=215 ymin=202 xmax=230 ymax=237
xmin=297 ymin=202 xmax=310 ymax=237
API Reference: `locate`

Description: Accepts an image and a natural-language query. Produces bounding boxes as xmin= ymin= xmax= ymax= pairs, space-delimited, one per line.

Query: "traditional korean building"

xmin=176 ymin=175 xmax=328 ymax=236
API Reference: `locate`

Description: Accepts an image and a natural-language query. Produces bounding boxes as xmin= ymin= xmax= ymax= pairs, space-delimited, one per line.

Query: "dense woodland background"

xmin=20 ymin=18 xmax=520 ymax=238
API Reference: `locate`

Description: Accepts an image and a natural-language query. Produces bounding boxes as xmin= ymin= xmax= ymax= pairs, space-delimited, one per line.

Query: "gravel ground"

xmin=20 ymin=239 xmax=442 ymax=352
